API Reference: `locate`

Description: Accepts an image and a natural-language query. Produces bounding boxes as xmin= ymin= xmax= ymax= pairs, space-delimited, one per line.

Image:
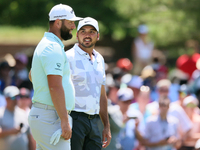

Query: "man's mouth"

xmin=84 ymin=38 xmax=92 ymax=42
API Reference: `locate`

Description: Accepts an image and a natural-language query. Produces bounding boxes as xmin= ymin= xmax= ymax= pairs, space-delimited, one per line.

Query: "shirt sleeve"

xmin=169 ymin=105 xmax=192 ymax=133
xmin=40 ymin=44 xmax=65 ymax=76
xmin=144 ymin=121 xmax=151 ymax=140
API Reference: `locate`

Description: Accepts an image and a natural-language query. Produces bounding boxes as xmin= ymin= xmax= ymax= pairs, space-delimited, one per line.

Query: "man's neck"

xmin=160 ymin=114 xmax=167 ymax=120
xmin=78 ymin=44 xmax=94 ymax=57
xmin=48 ymin=29 xmax=62 ymax=41
xmin=6 ymin=106 xmax=15 ymax=112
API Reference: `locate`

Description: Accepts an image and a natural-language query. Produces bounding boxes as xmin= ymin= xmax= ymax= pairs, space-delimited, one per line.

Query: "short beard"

xmin=60 ymin=21 xmax=72 ymax=41
xmin=80 ymin=42 xmax=94 ymax=48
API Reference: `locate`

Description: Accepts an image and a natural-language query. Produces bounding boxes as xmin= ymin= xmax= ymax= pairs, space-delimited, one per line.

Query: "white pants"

xmin=28 ymin=105 xmax=72 ymax=150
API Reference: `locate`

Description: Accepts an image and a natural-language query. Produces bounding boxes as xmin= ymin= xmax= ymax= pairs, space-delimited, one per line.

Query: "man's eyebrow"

xmin=90 ymin=29 xmax=97 ymax=31
xmin=80 ymin=28 xmax=97 ymax=31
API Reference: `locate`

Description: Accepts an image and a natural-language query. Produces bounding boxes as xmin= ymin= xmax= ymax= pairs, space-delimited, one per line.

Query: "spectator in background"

xmin=0 ymin=61 xmax=12 ymax=93
xmin=11 ymin=53 xmax=29 ymax=88
xmin=17 ymin=87 xmax=32 ymax=117
xmin=180 ymin=96 xmax=200 ymax=150
xmin=147 ymin=79 xmax=192 ymax=149
xmin=0 ymin=61 xmax=11 ymax=107
xmin=128 ymin=86 xmax=152 ymax=133
xmin=0 ymin=86 xmax=35 ymax=150
xmin=127 ymin=75 xmax=143 ymax=102
xmin=140 ymin=65 xmax=157 ymax=101
xmin=147 ymin=79 xmax=171 ymax=114
xmin=136 ymin=96 xmax=180 ymax=150
xmin=116 ymin=87 xmax=136 ymax=150
xmin=131 ymin=24 xmax=154 ymax=75
xmin=116 ymin=58 xmax=133 ymax=74
xmin=172 ymin=84 xmax=190 ymax=108
xmin=98 ymin=88 xmax=124 ymax=150
xmin=176 ymin=44 xmax=200 ymax=80
xmin=128 ymin=86 xmax=152 ymax=150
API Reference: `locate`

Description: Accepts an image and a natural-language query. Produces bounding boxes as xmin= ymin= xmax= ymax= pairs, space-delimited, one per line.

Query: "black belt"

xmin=71 ymin=111 xmax=98 ymax=119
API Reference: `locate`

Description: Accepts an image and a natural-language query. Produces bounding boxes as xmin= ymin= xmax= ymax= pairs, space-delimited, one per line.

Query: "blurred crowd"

xmin=0 ymin=53 xmax=35 ymax=150
xmin=1 ymin=24 xmax=200 ymax=150
xmin=103 ymin=25 xmax=200 ymax=150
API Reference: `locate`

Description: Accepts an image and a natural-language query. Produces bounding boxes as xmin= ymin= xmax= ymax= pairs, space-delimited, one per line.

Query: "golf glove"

xmin=50 ymin=129 xmax=62 ymax=145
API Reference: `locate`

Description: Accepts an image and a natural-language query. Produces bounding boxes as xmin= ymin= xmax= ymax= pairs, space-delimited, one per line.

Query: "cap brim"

xmin=68 ymin=17 xmax=83 ymax=21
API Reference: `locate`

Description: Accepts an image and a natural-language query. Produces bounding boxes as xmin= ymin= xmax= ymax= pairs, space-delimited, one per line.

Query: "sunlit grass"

xmin=0 ymin=26 xmax=78 ymax=45
xmin=0 ymin=26 xmax=47 ymax=44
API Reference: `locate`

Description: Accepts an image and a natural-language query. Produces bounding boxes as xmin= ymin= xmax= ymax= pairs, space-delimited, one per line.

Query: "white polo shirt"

xmin=66 ymin=44 xmax=106 ymax=115
xmin=31 ymin=32 xmax=75 ymax=111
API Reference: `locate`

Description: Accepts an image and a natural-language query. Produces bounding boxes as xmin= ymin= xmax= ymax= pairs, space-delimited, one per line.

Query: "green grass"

xmin=0 ymin=26 xmax=77 ymax=45
xmin=0 ymin=26 xmax=47 ymax=45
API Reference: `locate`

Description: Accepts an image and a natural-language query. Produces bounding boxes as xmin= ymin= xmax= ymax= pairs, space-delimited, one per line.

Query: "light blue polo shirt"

xmin=31 ymin=32 xmax=75 ymax=111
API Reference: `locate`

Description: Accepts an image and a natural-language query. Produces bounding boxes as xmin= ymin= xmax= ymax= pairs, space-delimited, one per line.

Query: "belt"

xmin=33 ymin=102 xmax=71 ymax=114
xmin=71 ymin=111 xmax=98 ymax=119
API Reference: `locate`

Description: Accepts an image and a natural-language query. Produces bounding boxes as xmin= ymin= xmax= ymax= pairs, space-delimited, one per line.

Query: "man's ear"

xmin=55 ymin=19 xmax=62 ymax=28
xmin=76 ymin=32 xmax=78 ymax=39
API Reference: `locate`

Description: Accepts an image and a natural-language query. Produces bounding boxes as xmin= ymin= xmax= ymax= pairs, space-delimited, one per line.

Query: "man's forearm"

xmin=0 ymin=128 xmax=20 ymax=138
xmin=147 ymin=140 xmax=168 ymax=147
xmin=48 ymin=75 xmax=69 ymax=121
xmin=49 ymin=85 xmax=69 ymax=121
xmin=99 ymin=89 xmax=110 ymax=128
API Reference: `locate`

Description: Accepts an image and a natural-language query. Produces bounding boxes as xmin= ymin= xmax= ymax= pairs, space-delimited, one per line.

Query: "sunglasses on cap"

xmin=20 ymin=95 xmax=30 ymax=99
xmin=10 ymin=95 xmax=20 ymax=100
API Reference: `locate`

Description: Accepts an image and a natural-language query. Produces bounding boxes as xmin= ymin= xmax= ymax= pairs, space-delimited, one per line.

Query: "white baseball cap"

xmin=138 ymin=24 xmax=148 ymax=34
xmin=117 ymin=87 xmax=134 ymax=101
xmin=183 ymin=95 xmax=199 ymax=107
xmin=77 ymin=17 xmax=99 ymax=32
xmin=127 ymin=75 xmax=143 ymax=89
xmin=4 ymin=86 xmax=20 ymax=99
xmin=49 ymin=4 xmax=82 ymax=21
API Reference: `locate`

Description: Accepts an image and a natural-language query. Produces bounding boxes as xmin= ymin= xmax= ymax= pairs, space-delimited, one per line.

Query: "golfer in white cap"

xmin=66 ymin=17 xmax=111 ymax=150
xmin=28 ymin=4 xmax=82 ymax=150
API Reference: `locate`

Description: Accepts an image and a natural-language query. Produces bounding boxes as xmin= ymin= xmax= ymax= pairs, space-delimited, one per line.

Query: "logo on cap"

xmin=54 ymin=15 xmax=67 ymax=19
xmin=84 ymin=21 xmax=91 ymax=23
xmin=70 ymin=9 xmax=74 ymax=14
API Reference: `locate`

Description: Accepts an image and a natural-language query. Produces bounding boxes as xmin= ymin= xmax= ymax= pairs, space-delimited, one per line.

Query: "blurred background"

xmin=2 ymin=1 xmax=200 ymax=150
xmin=1 ymin=0 xmax=200 ymax=69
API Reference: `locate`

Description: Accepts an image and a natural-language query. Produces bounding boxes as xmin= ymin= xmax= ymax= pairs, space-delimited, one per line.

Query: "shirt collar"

xmin=44 ymin=32 xmax=64 ymax=49
xmin=158 ymin=115 xmax=169 ymax=123
xmin=74 ymin=43 xmax=97 ymax=56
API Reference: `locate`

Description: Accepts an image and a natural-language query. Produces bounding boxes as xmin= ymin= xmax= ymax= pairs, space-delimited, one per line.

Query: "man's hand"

xmin=167 ymin=136 xmax=178 ymax=145
xmin=10 ymin=127 xmax=21 ymax=135
xmin=61 ymin=119 xmax=72 ymax=140
xmin=102 ymin=127 xmax=111 ymax=148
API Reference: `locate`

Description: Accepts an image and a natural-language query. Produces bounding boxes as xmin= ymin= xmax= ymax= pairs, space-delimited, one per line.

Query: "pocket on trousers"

xmin=40 ymin=110 xmax=60 ymax=125
xmin=28 ymin=115 xmax=40 ymax=126
xmin=70 ymin=112 xmax=80 ymax=121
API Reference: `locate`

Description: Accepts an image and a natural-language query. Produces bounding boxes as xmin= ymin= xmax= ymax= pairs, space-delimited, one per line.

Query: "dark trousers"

xmin=70 ymin=111 xmax=102 ymax=150
xmin=178 ymin=146 xmax=195 ymax=150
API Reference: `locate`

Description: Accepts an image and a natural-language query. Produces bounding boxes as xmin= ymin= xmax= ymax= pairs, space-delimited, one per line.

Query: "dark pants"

xmin=70 ymin=111 xmax=102 ymax=150
xmin=178 ymin=146 xmax=195 ymax=150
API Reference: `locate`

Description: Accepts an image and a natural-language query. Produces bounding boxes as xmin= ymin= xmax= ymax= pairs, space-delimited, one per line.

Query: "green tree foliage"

xmin=1 ymin=0 xmax=200 ymax=58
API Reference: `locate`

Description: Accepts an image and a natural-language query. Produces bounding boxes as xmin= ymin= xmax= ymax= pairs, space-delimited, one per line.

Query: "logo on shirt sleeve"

xmin=55 ymin=63 xmax=62 ymax=71
xmin=57 ymin=63 xmax=61 ymax=67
